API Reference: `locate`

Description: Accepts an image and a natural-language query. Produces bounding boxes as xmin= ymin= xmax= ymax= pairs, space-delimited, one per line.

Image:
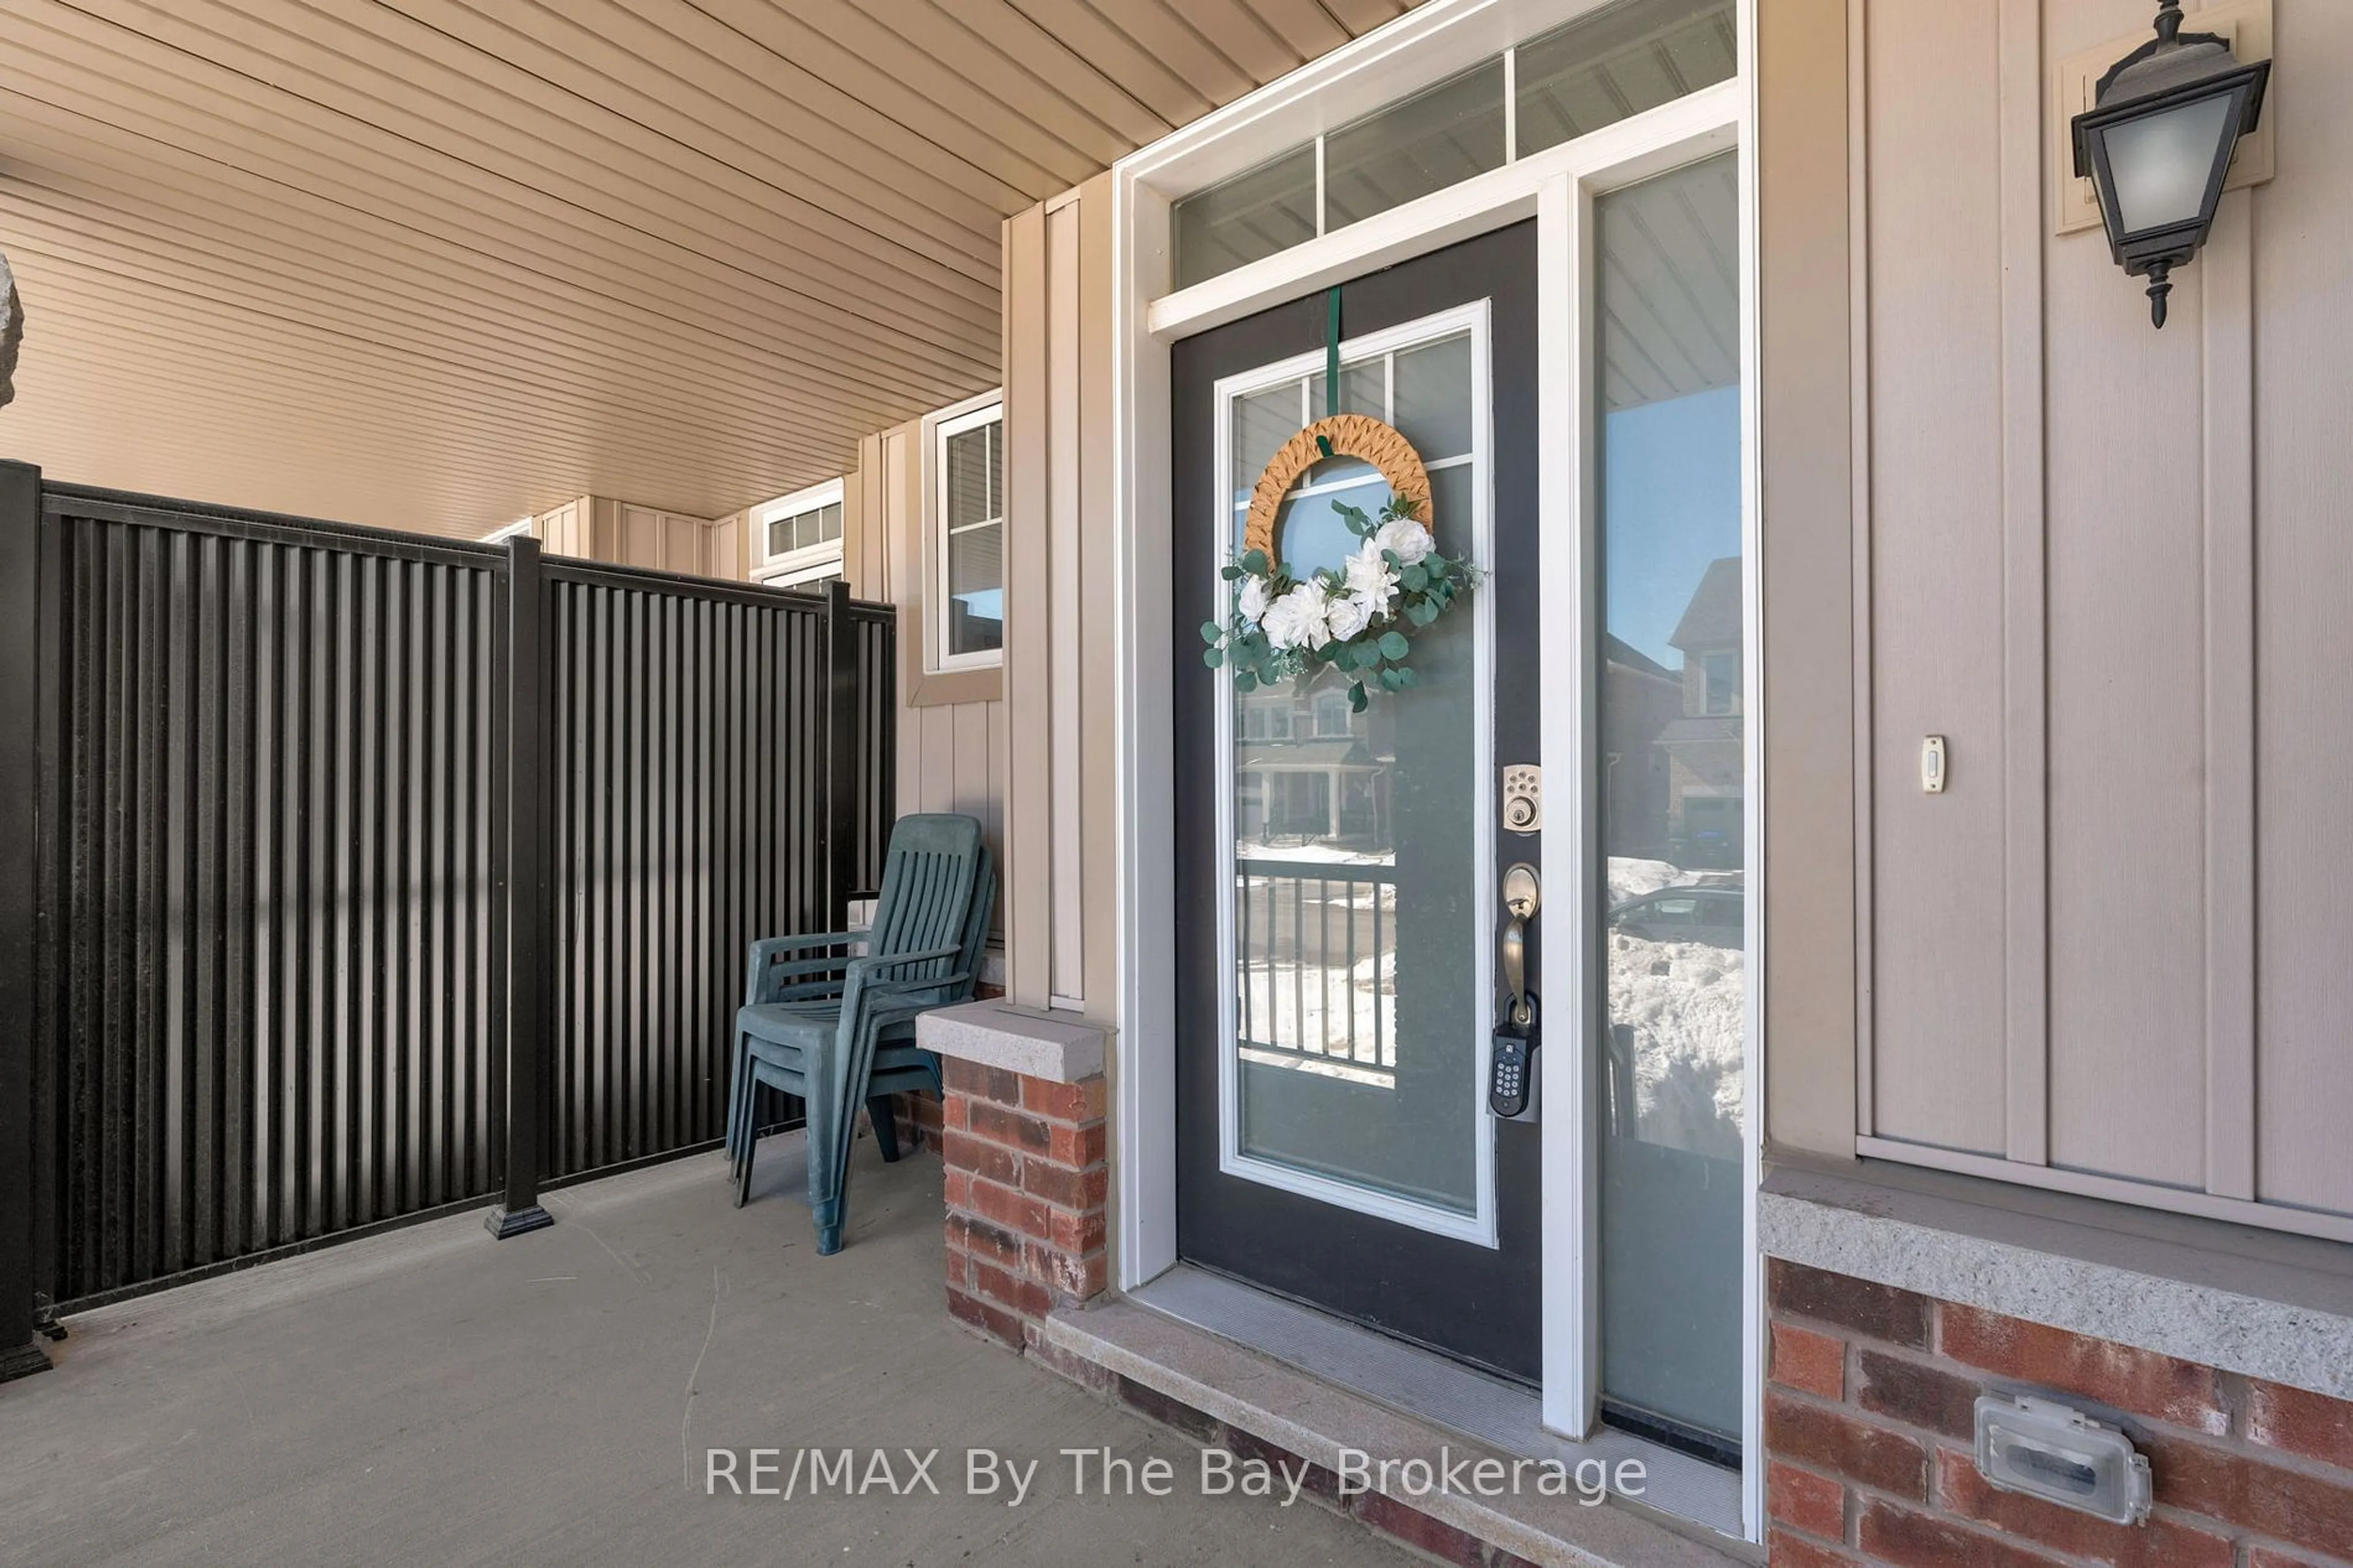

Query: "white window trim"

xmin=922 ymin=390 xmax=1006 ymax=673
xmin=749 ymin=476 xmax=844 ymax=585
xmin=1105 ymin=0 xmax=1763 ymax=1542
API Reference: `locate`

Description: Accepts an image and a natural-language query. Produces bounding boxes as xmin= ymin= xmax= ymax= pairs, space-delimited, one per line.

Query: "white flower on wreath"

xmin=1260 ymin=579 xmax=1331 ymax=651
xmin=1374 ymin=515 xmax=1434 ymax=566
xmin=1342 ymin=545 xmax=1399 ymax=618
xmin=1325 ymin=590 xmax=1374 ymax=642
xmin=1237 ymin=575 xmax=1270 ymax=626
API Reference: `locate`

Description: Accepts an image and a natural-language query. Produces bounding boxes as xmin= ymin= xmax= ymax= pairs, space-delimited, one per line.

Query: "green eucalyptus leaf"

xmin=1349 ymin=681 xmax=1369 ymax=713
xmin=1220 ymin=564 xmax=1243 ymax=581
xmin=1236 ymin=669 xmax=1258 ymax=692
xmin=1200 ymin=620 xmax=1224 ymax=644
xmin=1395 ymin=666 xmax=1420 ymax=689
xmin=1378 ymin=667 xmax=1402 ymax=691
xmin=1377 ymin=630 xmax=1410 ymax=661
xmin=1240 ymin=548 xmax=1270 ymax=576
xmin=1405 ymin=599 xmax=1438 ymax=627
xmin=1203 ymin=648 xmax=1224 ymax=668
xmin=1401 ymin=563 xmax=1430 ymax=592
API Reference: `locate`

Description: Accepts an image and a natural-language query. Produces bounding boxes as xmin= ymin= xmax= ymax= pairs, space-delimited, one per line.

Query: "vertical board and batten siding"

xmin=1855 ymin=0 xmax=2353 ymax=1232
xmin=34 ymin=496 xmax=506 ymax=1301
xmin=533 ymin=494 xmax=721 ymax=577
xmin=848 ymin=423 xmax=1007 ymax=902
xmin=1001 ymin=177 xmax=1119 ymax=1018
xmin=538 ymin=498 xmax=586 ymax=559
xmin=2248 ymin=8 xmax=2353 ymax=1214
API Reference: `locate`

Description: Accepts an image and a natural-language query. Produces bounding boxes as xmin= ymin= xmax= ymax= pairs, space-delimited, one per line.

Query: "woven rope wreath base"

xmin=1243 ymin=414 xmax=1433 ymax=562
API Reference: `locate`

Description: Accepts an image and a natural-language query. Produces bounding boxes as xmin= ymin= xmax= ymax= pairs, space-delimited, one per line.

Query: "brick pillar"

xmin=939 ymin=1057 xmax=1108 ymax=1352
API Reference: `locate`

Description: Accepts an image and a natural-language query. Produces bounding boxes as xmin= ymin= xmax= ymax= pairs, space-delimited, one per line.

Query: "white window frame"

xmin=925 ymin=391 xmax=1006 ymax=673
xmin=1106 ymin=0 xmax=1762 ymax=1541
xmin=1210 ymin=303 xmax=1498 ymax=1249
xmin=749 ymin=477 xmax=845 ymax=587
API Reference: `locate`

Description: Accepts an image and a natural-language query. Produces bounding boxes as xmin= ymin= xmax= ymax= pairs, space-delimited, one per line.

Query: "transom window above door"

xmin=1170 ymin=0 xmax=1737 ymax=289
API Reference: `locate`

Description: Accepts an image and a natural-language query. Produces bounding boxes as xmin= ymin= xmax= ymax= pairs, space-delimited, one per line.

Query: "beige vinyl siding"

xmin=1001 ymin=178 xmax=1118 ymax=1018
xmin=1756 ymin=0 xmax=1859 ymax=1162
xmin=531 ymin=494 xmax=724 ymax=576
xmin=851 ymin=422 xmax=1008 ymax=915
xmin=536 ymin=498 xmax=586 ymax=559
xmin=709 ymin=511 xmax=748 ymax=585
xmin=1850 ymin=0 xmax=2353 ymax=1235
xmin=2249 ymin=5 xmax=2353 ymax=1218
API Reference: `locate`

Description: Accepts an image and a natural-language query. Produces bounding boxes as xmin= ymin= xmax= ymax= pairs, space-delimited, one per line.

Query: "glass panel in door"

xmin=1593 ymin=150 xmax=1746 ymax=1456
xmin=1222 ymin=314 xmax=1491 ymax=1232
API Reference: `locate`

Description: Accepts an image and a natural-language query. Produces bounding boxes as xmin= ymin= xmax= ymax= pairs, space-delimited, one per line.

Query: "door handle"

xmin=1500 ymin=863 xmax=1539 ymax=1028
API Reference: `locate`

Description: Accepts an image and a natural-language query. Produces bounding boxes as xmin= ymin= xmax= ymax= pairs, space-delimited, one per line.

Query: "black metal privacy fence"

xmin=0 ymin=463 xmax=894 ymax=1346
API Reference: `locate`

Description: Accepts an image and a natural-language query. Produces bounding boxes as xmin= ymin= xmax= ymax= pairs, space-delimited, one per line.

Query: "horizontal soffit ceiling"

xmin=0 ymin=0 xmax=1415 ymax=537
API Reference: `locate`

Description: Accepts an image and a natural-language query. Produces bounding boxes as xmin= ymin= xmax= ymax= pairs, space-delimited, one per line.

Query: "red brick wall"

xmin=882 ymin=1091 xmax=942 ymax=1156
xmin=938 ymin=1056 xmax=1108 ymax=1352
xmin=1765 ymin=1258 xmax=2353 ymax=1567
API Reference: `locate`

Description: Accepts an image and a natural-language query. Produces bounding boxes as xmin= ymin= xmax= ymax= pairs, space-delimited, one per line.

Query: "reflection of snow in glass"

xmin=1224 ymin=851 xmax=1745 ymax=1146
xmin=1608 ymin=934 xmax=1743 ymax=1156
xmin=1605 ymin=857 xmax=1744 ymax=1159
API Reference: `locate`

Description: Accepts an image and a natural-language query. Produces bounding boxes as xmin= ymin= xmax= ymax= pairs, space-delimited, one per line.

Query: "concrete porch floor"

xmin=0 ymin=1137 xmax=1412 ymax=1566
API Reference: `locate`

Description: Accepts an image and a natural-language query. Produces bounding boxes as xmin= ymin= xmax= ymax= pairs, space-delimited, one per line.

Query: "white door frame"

xmin=1105 ymin=0 xmax=1765 ymax=1540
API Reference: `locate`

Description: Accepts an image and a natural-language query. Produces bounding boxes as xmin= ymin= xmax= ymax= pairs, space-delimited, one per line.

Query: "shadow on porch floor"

xmin=0 ymin=1135 xmax=1409 ymax=1566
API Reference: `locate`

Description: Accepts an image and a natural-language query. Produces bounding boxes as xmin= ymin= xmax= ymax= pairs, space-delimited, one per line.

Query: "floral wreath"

xmin=1201 ymin=412 xmax=1476 ymax=712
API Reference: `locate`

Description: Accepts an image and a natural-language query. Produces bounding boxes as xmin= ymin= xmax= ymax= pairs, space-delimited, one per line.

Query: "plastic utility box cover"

xmin=1974 ymin=1394 xmax=2153 ymax=1526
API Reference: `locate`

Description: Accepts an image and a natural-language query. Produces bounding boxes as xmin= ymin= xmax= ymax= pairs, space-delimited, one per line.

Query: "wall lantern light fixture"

xmin=2072 ymin=1 xmax=2270 ymax=327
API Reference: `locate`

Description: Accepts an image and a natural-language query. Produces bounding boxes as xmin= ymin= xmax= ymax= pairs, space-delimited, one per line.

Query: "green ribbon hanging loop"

xmin=1316 ymin=285 xmax=1341 ymax=458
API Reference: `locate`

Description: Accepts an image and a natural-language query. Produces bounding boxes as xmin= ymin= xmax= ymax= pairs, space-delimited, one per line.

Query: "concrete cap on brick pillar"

xmin=919 ymin=999 xmax=1107 ymax=1084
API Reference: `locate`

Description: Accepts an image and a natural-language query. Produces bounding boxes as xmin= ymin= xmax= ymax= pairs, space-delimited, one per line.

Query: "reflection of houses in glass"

xmin=1602 ymin=635 xmax=1681 ymax=858
xmin=1233 ymin=670 xmax=1392 ymax=848
xmin=1659 ymin=556 xmax=1743 ymax=868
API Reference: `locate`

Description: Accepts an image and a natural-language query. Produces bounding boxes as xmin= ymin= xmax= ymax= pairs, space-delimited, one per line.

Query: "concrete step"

xmin=1032 ymin=1284 xmax=1757 ymax=1568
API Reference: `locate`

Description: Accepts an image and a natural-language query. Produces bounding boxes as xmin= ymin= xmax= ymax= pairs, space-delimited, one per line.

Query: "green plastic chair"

xmin=727 ymin=814 xmax=990 ymax=1254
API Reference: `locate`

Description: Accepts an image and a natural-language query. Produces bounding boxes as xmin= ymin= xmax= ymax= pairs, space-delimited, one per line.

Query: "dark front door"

xmin=1173 ymin=224 xmax=1542 ymax=1383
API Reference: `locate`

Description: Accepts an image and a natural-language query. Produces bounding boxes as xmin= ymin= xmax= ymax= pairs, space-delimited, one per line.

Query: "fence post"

xmin=486 ymin=536 xmax=553 ymax=1240
xmin=0 ymin=462 xmax=51 ymax=1382
xmin=820 ymin=578 xmax=859 ymax=930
